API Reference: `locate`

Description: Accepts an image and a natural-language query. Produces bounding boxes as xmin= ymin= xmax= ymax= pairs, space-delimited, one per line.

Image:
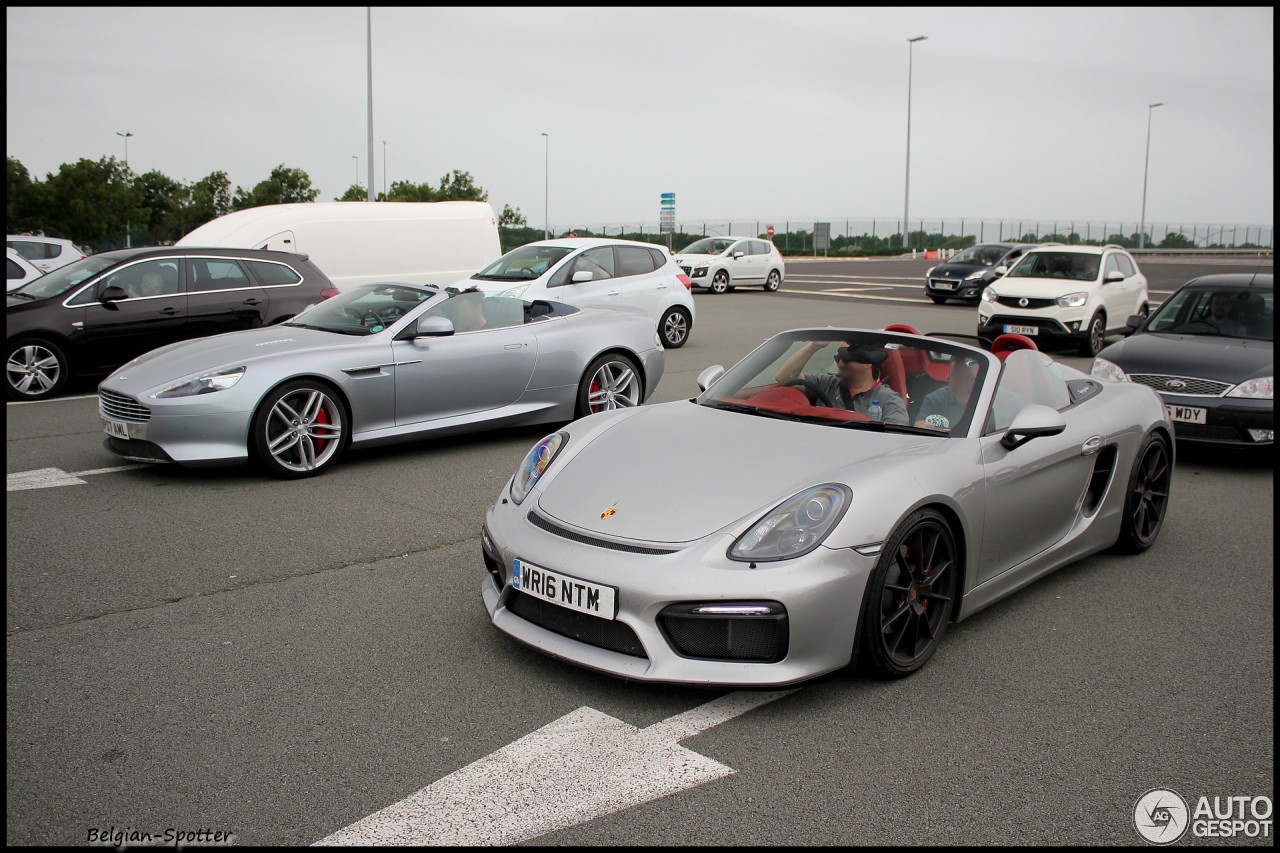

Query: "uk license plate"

xmin=931 ymin=280 xmax=955 ymax=291
xmin=102 ymin=418 xmax=130 ymax=440
xmin=1165 ymin=404 xmax=1206 ymax=424
xmin=512 ymin=559 xmax=617 ymax=619
xmin=1003 ymin=325 xmax=1038 ymax=335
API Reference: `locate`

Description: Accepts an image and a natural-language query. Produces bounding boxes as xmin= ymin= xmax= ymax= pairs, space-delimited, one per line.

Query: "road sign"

xmin=660 ymin=193 xmax=675 ymax=233
xmin=766 ymin=225 xmax=775 ymax=237
xmin=814 ymin=222 xmax=831 ymax=252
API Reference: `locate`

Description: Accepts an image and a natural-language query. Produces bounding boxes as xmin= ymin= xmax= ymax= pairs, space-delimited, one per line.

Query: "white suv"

xmin=673 ymin=236 xmax=785 ymax=294
xmin=978 ymin=244 xmax=1149 ymax=357
xmin=456 ymin=237 xmax=696 ymax=348
xmin=6 ymin=235 xmax=87 ymax=274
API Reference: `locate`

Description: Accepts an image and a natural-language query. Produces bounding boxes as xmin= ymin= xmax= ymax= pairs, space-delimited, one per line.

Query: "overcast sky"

xmin=6 ymin=6 xmax=1274 ymax=232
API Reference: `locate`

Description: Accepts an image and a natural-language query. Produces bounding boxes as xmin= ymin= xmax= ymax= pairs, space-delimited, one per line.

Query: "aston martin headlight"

xmin=1090 ymin=358 xmax=1129 ymax=383
xmin=152 ymin=366 xmax=246 ymax=398
xmin=729 ymin=484 xmax=851 ymax=562
xmin=1226 ymin=376 xmax=1273 ymax=399
xmin=510 ymin=431 xmax=567 ymax=505
xmin=1057 ymin=291 xmax=1088 ymax=308
xmin=980 ymin=288 xmax=997 ymax=304
xmin=964 ymin=270 xmax=986 ymax=281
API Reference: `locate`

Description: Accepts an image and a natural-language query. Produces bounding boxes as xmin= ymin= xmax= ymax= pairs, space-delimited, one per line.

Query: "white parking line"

xmin=314 ymin=690 xmax=794 ymax=846
xmin=6 ymin=464 xmax=146 ymax=491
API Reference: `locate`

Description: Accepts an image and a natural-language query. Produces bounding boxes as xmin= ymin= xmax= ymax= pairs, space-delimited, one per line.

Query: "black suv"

xmin=6 ymin=246 xmax=338 ymax=400
xmin=924 ymin=242 xmax=1037 ymax=304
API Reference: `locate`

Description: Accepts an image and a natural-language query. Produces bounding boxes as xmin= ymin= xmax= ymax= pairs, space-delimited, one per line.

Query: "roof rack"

xmin=1039 ymin=241 xmax=1064 ymax=246
xmin=1103 ymin=243 xmax=1125 ymax=250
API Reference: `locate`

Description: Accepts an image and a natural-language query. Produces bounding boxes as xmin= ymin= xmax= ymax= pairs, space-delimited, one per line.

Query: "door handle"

xmin=159 ymin=307 xmax=179 ymax=316
xmin=1080 ymin=435 xmax=1103 ymax=456
xmin=656 ymin=284 xmax=669 ymax=290
xmin=607 ymin=290 xmax=621 ymax=296
xmin=242 ymin=298 xmax=262 ymax=305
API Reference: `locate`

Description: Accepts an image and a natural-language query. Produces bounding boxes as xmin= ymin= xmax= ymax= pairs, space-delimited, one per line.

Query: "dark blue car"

xmin=924 ymin=242 xmax=1038 ymax=304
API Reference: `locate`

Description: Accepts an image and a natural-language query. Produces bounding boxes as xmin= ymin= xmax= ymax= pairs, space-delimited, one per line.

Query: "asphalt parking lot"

xmin=6 ymin=256 xmax=1274 ymax=846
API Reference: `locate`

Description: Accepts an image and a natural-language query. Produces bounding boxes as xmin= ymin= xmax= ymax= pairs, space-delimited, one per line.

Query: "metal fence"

xmin=559 ymin=219 xmax=1274 ymax=249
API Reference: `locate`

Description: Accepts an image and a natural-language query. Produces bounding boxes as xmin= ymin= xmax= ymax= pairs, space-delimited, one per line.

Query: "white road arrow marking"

xmin=315 ymin=690 xmax=795 ymax=846
xmin=6 ymin=465 xmax=146 ymax=492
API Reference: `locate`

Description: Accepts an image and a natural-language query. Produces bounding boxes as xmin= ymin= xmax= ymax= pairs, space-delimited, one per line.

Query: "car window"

xmin=187 ymin=258 xmax=252 ymax=293
xmin=985 ymin=349 xmax=1072 ymax=434
xmin=7 ymin=258 xmax=25 ymax=280
xmin=421 ymin=289 xmax=526 ymax=332
xmin=682 ymin=238 xmax=733 ymax=255
xmin=8 ymin=241 xmax=50 ymax=261
xmin=616 ymin=246 xmax=658 ymax=277
xmin=1012 ymin=252 xmax=1099 ymax=281
xmin=571 ymin=247 xmax=615 ymax=282
xmin=750 ymin=240 xmax=771 ymax=255
xmin=1115 ymin=254 xmax=1137 ymax=277
xmin=100 ymin=259 xmax=182 ymax=299
xmin=245 ymin=259 xmax=302 ymax=286
xmin=647 ymin=247 xmax=669 ymax=269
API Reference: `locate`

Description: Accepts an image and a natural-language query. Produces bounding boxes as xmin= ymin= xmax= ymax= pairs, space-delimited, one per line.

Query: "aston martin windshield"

xmin=696 ymin=330 xmax=993 ymax=435
xmin=283 ymin=284 xmax=436 ymax=335
xmin=681 ymin=238 xmax=734 ymax=255
xmin=1009 ymin=252 xmax=1100 ymax=281
xmin=472 ymin=246 xmax=573 ymax=281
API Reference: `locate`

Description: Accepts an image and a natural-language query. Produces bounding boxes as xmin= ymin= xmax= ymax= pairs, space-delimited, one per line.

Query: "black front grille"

xmin=1173 ymin=422 xmax=1248 ymax=442
xmin=99 ymin=389 xmax=151 ymax=422
xmin=506 ymin=591 xmax=647 ymax=658
xmin=996 ymin=296 xmax=1057 ymax=310
xmin=1130 ymin=374 xmax=1232 ymax=397
xmin=658 ymin=605 xmax=788 ymax=662
xmin=679 ymin=265 xmax=692 ymax=275
xmin=527 ymin=511 xmax=676 ymax=555
xmin=102 ymin=436 xmax=172 ymax=462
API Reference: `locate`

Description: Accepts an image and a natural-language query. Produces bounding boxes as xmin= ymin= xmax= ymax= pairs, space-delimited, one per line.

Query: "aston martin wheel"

xmin=710 ymin=271 xmax=730 ymax=294
xmin=250 ymin=380 xmax=350 ymax=478
xmin=659 ymin=306 xmax=691 ymax=349
xmin=576 ymin=353 xmax=642 ymax=417
xmin=1112 ymin=432 xmax=1171 ymax=554
xmin=764 ymin=270 xmax=782 ymax=292
xmin=859 ymin=508 xmax=958 ymax=678
xmin=6 ymin=338 xmax=69 ymax=401
xmin=1079 ymin=312 xmax=1106 ymax=357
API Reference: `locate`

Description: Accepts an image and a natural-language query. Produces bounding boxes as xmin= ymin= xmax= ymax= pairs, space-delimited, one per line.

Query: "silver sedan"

xmin=97 ymin=283 xmax=665 ymax=477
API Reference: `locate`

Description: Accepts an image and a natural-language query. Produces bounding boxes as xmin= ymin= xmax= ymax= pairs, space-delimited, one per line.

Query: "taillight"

xmin=320 ymin=288 xmax=339 ymax=299
xmin=677 ymin=273 xmax=692 ymax=291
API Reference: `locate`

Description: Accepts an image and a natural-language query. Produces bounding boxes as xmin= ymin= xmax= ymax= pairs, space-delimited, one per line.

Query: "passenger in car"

xmin=915 ymin=358 xmax=979 ymax=431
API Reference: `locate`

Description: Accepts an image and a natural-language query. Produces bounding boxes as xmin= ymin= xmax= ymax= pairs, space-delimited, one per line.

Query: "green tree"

xmin=1159 ymin=232 xmax=1196 ymax=249
xmin=384 ymin=179 xmax=438 ymax=202
xmin=334 ymin=183 xmax=368 ymax=202
xmin=232 ymin=164 xmax=319 ymax=210
xmin=40 ymin=156 xmax=134 ymax=251
xmin=6 ymin=156 xmax=44 ymax=235
xmin=134 ymin=169 xmax=187 ymax=245
xmin=498 ymin=203 xmax=527 ymax=228
xmin=436 ymin=169 xmax=487 ymax=201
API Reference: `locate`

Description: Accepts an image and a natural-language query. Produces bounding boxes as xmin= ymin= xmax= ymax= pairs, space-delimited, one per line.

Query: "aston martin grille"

xmin=1129 ymin=374 xmax=1232 ymax=397
xmin=99 ymin=389 xmax=151 ymax=422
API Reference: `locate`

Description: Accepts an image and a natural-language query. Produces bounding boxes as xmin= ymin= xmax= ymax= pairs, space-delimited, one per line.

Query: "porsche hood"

xmin=535 ymin=402 xmax=933 ymax=543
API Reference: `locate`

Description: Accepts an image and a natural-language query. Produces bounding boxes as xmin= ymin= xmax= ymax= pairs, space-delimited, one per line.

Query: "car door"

xmin=543 ymin=247 xmax=621 ymax=310
xmin=184 ymin=257 xmax=272 ymax=338
xmin=974 ymin=350 xmax=1101 ymax=582
xmin=725 ymin=239 xmax=754 ymax=284
xmin=1112 ymin=252 xmax=1146 ymax=316
xmin=1100 ymin=253 xmax=1134 ymax=328
xmin=389 ymin=297 xmax=538 ymax=426
xmin=79 ymin=258 xmax=188 ymax=372
xmin=612 ymin=245 xmax=668 ymax=318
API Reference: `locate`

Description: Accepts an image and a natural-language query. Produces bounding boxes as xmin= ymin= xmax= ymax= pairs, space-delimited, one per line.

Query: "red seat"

xmin=990 ymin=333 xmax=1039 ymax=361
xmin=880 ymin=348 xmax=909 ymax=404
xmin=885 ymin=323 xmax=949 ymax=383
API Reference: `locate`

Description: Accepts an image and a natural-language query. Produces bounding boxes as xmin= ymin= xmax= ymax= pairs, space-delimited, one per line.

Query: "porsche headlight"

xmin=1090 ymin=358 xmax=1129 ymax=383
xmin=729 ymin=484 xmax=850 ymax=562
xmin=1057 ymin=292 xmax=1088 ymax=308
xmin=980 ymin=288 xmax=997 ymax=304
xmin=510 ymin=432 xmax=567 ymax=505
xmin=152 ymin=366 xmax=246 ymax=398
xmin=964 ymin=270 xmax=986 ymax=281
xmin=1226 ymin=376 xmax=1273 ymax=399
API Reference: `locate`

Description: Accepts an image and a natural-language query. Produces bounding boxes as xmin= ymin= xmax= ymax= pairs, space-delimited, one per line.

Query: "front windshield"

xmin=696 ymin=329 xmax=993 ymax=435
xmin=1145 ymin=286 xmax=1273 ymax=340
xmin=1009 ymin=251 xmax=1099 ymax=281
xmin=473 ymin=245 xmax=572 ymax=281
xmin=681 ymin=238 xmax=734 ymax=255
xmin=12 ymin=255 xmax=116 ymax=299
xmin=283 ymin=283 xmax=436 ymax=335
xmin=948 ymin=245 xmax=1007 ymax=266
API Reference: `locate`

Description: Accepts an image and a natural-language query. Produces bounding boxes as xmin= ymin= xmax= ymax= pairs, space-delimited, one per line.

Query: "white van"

xmin=175 ymin=201 xmax=500 ymax=292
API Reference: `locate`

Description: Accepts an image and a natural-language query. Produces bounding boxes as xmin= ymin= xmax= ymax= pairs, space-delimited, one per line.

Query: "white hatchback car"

xmin=673 ymin=236 xmax=785 ymax=294
xmin=978 ymin=244 xmax=1150 ymax=357
xmin=6 ymin=235 xmax=87 ymax=274
xmin=456 ymin=238 xmax=696 ymax=348
xmin=6 ymin=249 xmax=44 ymax=291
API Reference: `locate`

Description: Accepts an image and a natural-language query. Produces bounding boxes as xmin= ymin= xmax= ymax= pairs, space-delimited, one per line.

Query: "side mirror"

xmin=993 ymin=266 xmax=1008 ymax=277
xmin=100 ymin=285 xmax=129 ymax=304
xmin=696 ymin=365 xmax=725 ymax=392
xmin=1122 ymin=314 xmax=1146 ymax=336
xmin=571 ymin=270 xmax=594 ymax=283
xmin=999 ymin=404 xmax=1067 ymax=450
xmin=1104 ymin=270 xmax=1124 ymax=283
xmin=415 ymin=315 xmax=455 ymax=337
xmin=732 ymin=251 xmax=745 ymax=259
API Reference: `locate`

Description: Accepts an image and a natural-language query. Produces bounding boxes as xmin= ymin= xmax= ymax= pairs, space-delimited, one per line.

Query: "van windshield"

xmin=473 ymin=246 xmax=573 ymax=281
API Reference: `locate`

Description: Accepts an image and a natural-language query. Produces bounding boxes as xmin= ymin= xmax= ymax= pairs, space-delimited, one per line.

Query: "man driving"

xmin=775 ymin=340 xmax=909 ymax=424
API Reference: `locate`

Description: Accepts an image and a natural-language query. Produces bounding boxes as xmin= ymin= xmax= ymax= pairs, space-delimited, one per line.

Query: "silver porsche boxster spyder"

xmin=97 ymin=283 xmax=665 ymax=477
xmin=482 ymin=327 xmax=1174 ymax=685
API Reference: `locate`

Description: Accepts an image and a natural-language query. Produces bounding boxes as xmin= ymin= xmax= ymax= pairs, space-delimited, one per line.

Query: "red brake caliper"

xmin=590 ymin=381 xmax=601 ymax=412
xmin=314 ymin=406 xmax=329 ymax=452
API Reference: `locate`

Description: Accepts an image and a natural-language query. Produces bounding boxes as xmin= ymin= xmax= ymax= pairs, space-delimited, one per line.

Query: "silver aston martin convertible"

xmin=482 ymin=327 xmax=1174 ymax=684
xmin=97 ymin=283 xmax=665 ymax=477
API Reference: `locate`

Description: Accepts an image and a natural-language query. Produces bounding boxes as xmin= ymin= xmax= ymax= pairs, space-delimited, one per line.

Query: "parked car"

xmin=6 ymin=249 xmax=44 ymax=292
xmin=6 ymin=247 xmax=337 ymax=401
xmin=6 ymin=234 xmax=88 ymax=274
xmin=97 ymin=283 xmax=665 ymax=477
xmin=457 ymin=237 xmax=695 ymax=348
xmin=978 ymin=244 xmax=1149 ymax=356
xmin=923 ymin=242 xmax=1037 ymax=304
xmin=480 ymin=327 xmax=1173 ymax=685
xmin=175 ymin=201 xmax=500 ymax=292
xmin=1091 ymin=272 xmax=1273 ymax=447
xmin=673 ymin=236 xmax=785 ymax=294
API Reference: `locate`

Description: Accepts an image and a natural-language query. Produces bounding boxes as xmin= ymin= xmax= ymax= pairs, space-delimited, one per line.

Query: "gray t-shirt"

xmin=805 ymin=373 xmax=909 ymax=424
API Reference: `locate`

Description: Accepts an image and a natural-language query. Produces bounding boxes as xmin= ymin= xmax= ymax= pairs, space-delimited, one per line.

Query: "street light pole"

xmin=903 ymin=35 xmax=927 ymax=253
xmin=382 ymin=139 xmax=387 ymax=198
xmin=541 ymin=132 xmax=550 ymax=240
xmin=366 ymin=6 xmax=375 ymax=202
xmin=352 ymin=155 xmax=359 ymax=191
xmin=116 ymin=131 xmax=133 ymax=248
xmin=1138 ymin=102 xmax=1163 ymax=249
